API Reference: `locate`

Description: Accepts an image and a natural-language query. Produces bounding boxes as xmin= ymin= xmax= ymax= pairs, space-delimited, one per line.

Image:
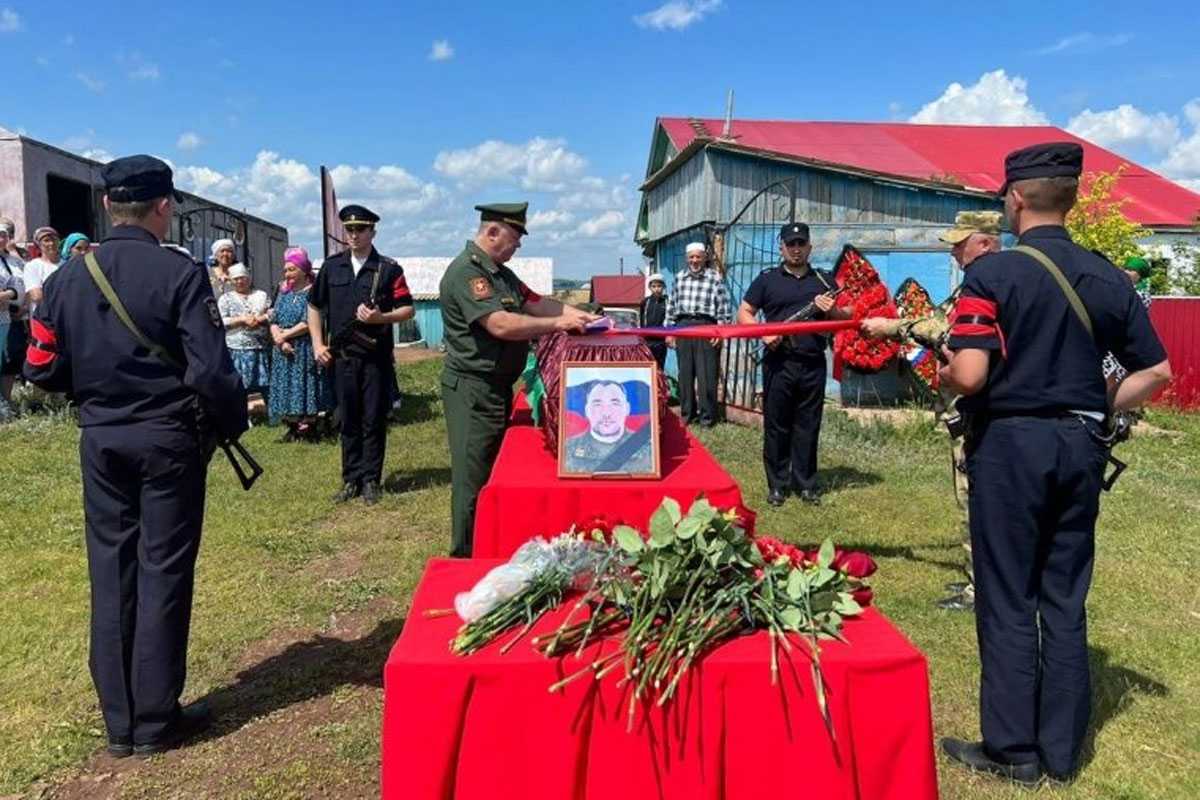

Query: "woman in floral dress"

xmin=268 ymin=247 xmax=333 ymax=438
xmin=218 ymin=263 xmax=272 ymax=402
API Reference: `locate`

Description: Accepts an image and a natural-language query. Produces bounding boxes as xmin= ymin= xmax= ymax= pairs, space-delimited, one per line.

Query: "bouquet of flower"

xmin=448 ymin=498 xmax=877 ymax=732
xmin=831 ymin=245 xmax=901 ymax=374
xmin=893 ymin=278 xmax=939 ymax=392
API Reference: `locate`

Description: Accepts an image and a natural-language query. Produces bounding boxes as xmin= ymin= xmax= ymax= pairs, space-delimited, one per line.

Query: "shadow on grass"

xmin=383 ymin=467 xmax=453 ymax=494
xmin=1079 ymin=646 xmax=1170 ymax=770
xmin=828 ymin=540 xmax=963 ymax=573
xmin=819 ymin=465 xmax=884 ymax=492
xmin=197 ymin=616 xmax=406 ymax=738
xmin=391 ymin=392 xmax=441 ymax=425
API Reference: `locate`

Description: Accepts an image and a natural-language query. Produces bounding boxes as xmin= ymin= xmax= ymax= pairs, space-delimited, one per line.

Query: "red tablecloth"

xmin=381 ymin=559 xmax=938 ymax=800
xmin=473 ymin=413 xmax=751 ymax=558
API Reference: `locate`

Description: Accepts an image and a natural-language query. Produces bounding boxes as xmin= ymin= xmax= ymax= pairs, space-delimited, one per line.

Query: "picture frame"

xmin=556 ymin=360 xmax=661 ymax=479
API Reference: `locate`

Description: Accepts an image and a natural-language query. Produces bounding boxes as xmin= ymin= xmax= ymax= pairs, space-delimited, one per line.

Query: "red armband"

xmin=392 ymin=275 xmax=411 ymax=300
xmin=26 ymin=318 xmax=58 ymax=367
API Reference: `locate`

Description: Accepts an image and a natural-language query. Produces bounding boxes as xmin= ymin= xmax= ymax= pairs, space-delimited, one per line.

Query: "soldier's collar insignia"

xmin=470 ymin=276 xmax=492 ymax=300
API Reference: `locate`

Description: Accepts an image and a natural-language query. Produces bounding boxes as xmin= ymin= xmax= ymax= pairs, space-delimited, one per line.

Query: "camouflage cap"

xmin=939 ymin=210 xmax=1003 ymax=244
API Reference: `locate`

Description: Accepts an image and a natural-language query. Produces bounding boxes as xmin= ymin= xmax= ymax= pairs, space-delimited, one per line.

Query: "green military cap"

xmin=476 ymin=202 xmax=529 ymax=235
xmin=939 ymin=210 xmax=1003 ymax=244
xmin=1124 ymin=256 xmax=1152 ymax=277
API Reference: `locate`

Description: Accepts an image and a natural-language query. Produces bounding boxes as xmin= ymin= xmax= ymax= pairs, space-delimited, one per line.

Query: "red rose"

xmin=851 ymin=587 xmax=874 ymax=606
xmin=834 ymin=551 xmax=877 ymax=578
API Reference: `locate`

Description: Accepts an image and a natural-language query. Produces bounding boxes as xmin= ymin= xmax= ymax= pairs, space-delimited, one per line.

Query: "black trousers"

xmin=967 ymin=415 xmax=1105 ymax=775
xmin=647 ymin=341 xmax=668 ymax=371
xmin=675 ymin=318 xmax=719 ymax=423
xmin=334 ymin=355 xmax=391 ymax=485
xmin=761 ymin=355 xmax=826 ymax=492
xmin=81 ymin=418 xmax=207 ymax=745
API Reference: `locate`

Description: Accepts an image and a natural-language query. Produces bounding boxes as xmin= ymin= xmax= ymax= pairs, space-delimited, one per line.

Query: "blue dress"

xmin=268 ymin=287 xmax=334 ymax=423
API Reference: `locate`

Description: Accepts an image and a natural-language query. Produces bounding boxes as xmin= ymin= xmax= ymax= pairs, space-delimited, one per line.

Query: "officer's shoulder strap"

xmin=83 ymin=251 xmax=184 ymax=372
xmin=1012 ymin=244 xmax=1093 ymax=339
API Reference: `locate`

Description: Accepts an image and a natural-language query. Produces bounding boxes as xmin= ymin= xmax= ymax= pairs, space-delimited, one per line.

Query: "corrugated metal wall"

xmin=413 ymin=300 xmax=445 ymax=347
xmin=1149 ymin=297 xmax=1200 ymax=408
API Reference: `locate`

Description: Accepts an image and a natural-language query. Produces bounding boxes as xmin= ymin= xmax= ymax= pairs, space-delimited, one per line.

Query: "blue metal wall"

xmin=412 ymin=300 xmax=444 ymax=347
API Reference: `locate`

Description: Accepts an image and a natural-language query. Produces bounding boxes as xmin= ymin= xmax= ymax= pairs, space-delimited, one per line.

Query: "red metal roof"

xmin=590 ymin=275 xmax=645 ymax=306
xmin=657 ymin=118 xmax=1200 ymax=227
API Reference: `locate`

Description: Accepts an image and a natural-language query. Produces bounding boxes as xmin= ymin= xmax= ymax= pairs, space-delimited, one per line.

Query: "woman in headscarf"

xmin=209 ymin=238 xmax=237 ymax=295
xmin=217 ymin=263 xmax=272 ymax=402
xmin=267 ymin=247 xmax=334 ymax=439
xmin=60 ymin=233 xmax=91 ymax=261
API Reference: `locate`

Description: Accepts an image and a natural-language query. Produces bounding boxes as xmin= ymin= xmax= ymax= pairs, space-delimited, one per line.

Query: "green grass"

xmin=1 ymin=356 xmax=1197 ymax=798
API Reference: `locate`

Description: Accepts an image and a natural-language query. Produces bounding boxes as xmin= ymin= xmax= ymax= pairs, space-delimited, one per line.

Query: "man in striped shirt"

xmin=665 ymin=242 xmax=731 ymax=427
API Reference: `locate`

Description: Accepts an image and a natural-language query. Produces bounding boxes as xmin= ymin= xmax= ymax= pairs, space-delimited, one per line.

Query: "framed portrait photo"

xmin=557 ymin=361 xmax=661 ymax=479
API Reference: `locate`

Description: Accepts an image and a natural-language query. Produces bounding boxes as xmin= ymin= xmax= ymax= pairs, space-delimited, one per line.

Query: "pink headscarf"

xmin=280 ymin=246 xmax=313 ymax=293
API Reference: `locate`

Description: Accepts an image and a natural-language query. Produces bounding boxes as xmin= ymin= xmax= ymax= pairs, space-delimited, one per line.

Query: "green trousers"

xmin=442 ymin=370 xmax=513 ymax=557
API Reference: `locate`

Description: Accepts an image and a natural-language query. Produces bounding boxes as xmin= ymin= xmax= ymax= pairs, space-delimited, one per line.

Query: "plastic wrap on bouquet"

xmin=533 ymin=332 xmax=669 ymax=455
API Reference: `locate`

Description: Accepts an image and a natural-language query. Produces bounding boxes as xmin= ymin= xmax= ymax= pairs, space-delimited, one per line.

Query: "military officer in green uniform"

xmin=860 ymin=209 xmax=1002 ymax=610
xmin=440 ymin=203 xmax=598 ymax=556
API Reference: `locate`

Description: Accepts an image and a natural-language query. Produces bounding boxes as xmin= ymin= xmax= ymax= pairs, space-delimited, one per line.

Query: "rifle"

xmin=84 ymin=252 xmax=263 ymax=491
xmin=1093 ymin=410 xmax=1136 ymax=491
xmin=329 ymin=262 xmax=384 ymax=356
xmin=777 ymin=284 xmax=846 ymax=353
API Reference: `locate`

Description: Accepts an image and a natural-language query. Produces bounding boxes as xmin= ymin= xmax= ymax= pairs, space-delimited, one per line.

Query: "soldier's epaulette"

xmin=469 ymin=252 xmax=482 ymax=266
xmin=378 ymin=255 xmax=398 ymax=266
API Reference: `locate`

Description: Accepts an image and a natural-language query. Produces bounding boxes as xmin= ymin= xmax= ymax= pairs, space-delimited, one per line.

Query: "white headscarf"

xmin=211 ymin=238 xmax=236 ymax=257
xmin=227 ymin=263 xmax=249 ymax=279
xmin=685 ymin=242 xmax=706 ymax=255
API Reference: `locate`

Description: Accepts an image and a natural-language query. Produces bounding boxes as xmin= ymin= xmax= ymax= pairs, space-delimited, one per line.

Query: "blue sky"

xmin=3 ymin=0 xmax=1198 ymax=277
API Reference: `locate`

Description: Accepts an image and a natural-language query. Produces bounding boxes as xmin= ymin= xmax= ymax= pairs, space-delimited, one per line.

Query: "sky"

xmin=2 ymin=0 xmax=1199 ymax=278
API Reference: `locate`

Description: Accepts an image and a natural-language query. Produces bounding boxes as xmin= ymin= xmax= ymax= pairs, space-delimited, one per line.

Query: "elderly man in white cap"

xmin=639 ymin=271 xmax=669 ymax=368
xmin=664 ymin=241 xmax=731 ymax=427
xmin=209 ymin=238 xmax=237 ymax=295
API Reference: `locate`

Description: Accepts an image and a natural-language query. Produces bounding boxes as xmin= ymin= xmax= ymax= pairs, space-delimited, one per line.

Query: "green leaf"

xmin=817 ymin=539 xmax=835 ymax=569
xmin=614 ymin=525 xmax=644 ymax=553
xmin=833 ymin=593 xmax=863 ymax=617
xmin=812 ymin=567 xmax=837 ymax=589
xmin=676 ymin=516 xmax=703 ymax=540
xmin=661 ymin=497 xmax=683 ymax=525
xmin=649 ymin=507 xmax=676 ymax=548
xmin=778 ymin=607 xmax=804 ymax=631
xmin=786 ymin=568 xmax=805 ymax=600
xmin=687 ymin=496 xmax=716 ymax=522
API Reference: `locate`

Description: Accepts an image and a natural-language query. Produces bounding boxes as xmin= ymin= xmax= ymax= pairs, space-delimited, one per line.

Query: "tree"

xmin=1168 ymin=240 xmax=1200 ymax=295
xmin=1066 ymin=167 xmax=1152 ymax=265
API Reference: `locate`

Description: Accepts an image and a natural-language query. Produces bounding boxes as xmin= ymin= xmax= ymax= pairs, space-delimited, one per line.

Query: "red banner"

xmin=320 ymin=165 xmax=346 ymax=259
xmin=590 ymin=319 xmax=859 ymax=339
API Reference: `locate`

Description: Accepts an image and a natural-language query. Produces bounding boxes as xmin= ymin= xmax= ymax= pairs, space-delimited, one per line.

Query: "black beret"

xmin=339 ymin=205 xmax=380 ymax=225
xmin=102 ymin=155 xmax=183 ymax=203
xmin=779 ymin=222 xmax=810 ymax=244
xmin=999 ymin=142 xmax=1083 ymax=196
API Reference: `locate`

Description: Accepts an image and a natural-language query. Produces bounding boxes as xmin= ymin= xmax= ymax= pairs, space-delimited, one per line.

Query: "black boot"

xmin=332 ymin=482 xmax=360 ymax=503
xmin=941 ymin=738 xmax=1041 ymax=787
xmin=362 ymin=480 xmax=381 ymax=506
xmin=132 ymin=702 xmax=213 ymax=758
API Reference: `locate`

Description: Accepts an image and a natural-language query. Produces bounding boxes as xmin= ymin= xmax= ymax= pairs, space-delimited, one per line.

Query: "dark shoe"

xmin=133 ymin=702 xmax=212 ymax=758
xmin=699 ymin=420 xmax=718 ymax=429
xmin=941 ymin=738 xmax=1041 ymax=787
xmin=362 ymin=481 xmax=381 ymax=506
xmin=799 ymin=489 xmax=821 ymax=506
xmin=767 ymin=488 xmax=786 ymax=507
xmin=106 ymin=738 xmax=132 ymax=758
xmin=936 ymin=592 xmax=975 ymax=611
xmin=944 ymin=581 xmax=968 ymax=593
xmin=1041 ymin=766 xmax=1078 ymax=785
xmin=332 ymin=482 xmax=360 ymax=503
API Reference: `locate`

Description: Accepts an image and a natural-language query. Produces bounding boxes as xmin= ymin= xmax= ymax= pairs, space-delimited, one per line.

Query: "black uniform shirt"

xmin=948 ymin=225 xmax=1167 ymax=415
xmin=308 ymin=247 xmax=413 ymax=361
xmin=742 ymin=264 xmax=834 ymax=360
xmin=23 ymin=224 xmax=248 ymax=438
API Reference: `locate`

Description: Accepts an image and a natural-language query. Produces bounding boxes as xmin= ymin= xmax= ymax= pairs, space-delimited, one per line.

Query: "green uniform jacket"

xmin=439 ymin=241 xmax=538 ymax=381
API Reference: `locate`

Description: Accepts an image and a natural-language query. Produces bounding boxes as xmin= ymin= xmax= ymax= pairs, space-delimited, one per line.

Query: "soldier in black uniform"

xmin=308 ymin=205 xmax=414 ymax=505
xmin=938 ymin=143 xmax=1171 ymax=786
xmin=24 ymin=155 xmax=248 ymax=757
xmin=737 ymin=222 xmax=851 ymax=507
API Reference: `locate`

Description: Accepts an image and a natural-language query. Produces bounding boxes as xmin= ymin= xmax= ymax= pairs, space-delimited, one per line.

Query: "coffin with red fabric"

xmin=381 ymin=558 xmax=939 ymax=800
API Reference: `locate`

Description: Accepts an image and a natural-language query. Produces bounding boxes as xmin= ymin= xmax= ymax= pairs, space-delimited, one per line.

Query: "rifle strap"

xmin=84 ymin=251 xmax=185 ymax=372
xmin=594 ymin=423 xmax=653 ymax=474
xmin=1013 ymin=245 xmax=1094 ymax=339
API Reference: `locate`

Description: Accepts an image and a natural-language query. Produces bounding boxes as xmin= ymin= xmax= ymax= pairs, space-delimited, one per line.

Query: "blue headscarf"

xmin=61 ymin=233 xmax=90 ymax=261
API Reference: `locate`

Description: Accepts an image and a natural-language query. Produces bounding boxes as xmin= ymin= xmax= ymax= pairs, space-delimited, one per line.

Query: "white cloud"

xmin=909 ymin=69 xmax=1049 ymax=125
xmin=634 ymin=0 xmax=720 ymax=31
xmin=577 ymin=210 xmax=626 ymax=238
xmin=1068 ymin=105 xmax=1180 ymax=155
xmin=75 ymin=72 xmax=105 ymax=93
xmin=1159 ymin=100 xmax=1200 ymax=188
xmin=429 ymin=39 xmax=454 ymax=61
xmin=1035 ymin=32 xmax=1133 ymax=56
xmin=176 ymin=131 xmax=203 ymax=151
xmin=0 ymin=8 xmax=20 ymax=33
xmin=433 ymin=137 xmax=587 ymax=191
xmin=528 ymin=209 xmax=575 ymax=229
xmin=81 ymin=148 xmax=114 ymax=163
xmin=129 ymin=63 xmax=160 ymax=81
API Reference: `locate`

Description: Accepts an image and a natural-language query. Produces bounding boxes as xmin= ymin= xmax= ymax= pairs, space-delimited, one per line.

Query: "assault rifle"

xmin=778 ymin=284 xmax=846 ymax=353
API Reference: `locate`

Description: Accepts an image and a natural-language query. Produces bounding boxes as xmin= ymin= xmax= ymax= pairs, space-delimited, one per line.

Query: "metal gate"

xmin=717 ymin=178 xmax=796 ymax=411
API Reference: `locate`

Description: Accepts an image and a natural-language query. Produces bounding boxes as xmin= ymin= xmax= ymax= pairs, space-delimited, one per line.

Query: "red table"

xmin=381 ymin=559 xmax=939 ymax=800
xmin=473 ymin=413 xmax=752 ymax=558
